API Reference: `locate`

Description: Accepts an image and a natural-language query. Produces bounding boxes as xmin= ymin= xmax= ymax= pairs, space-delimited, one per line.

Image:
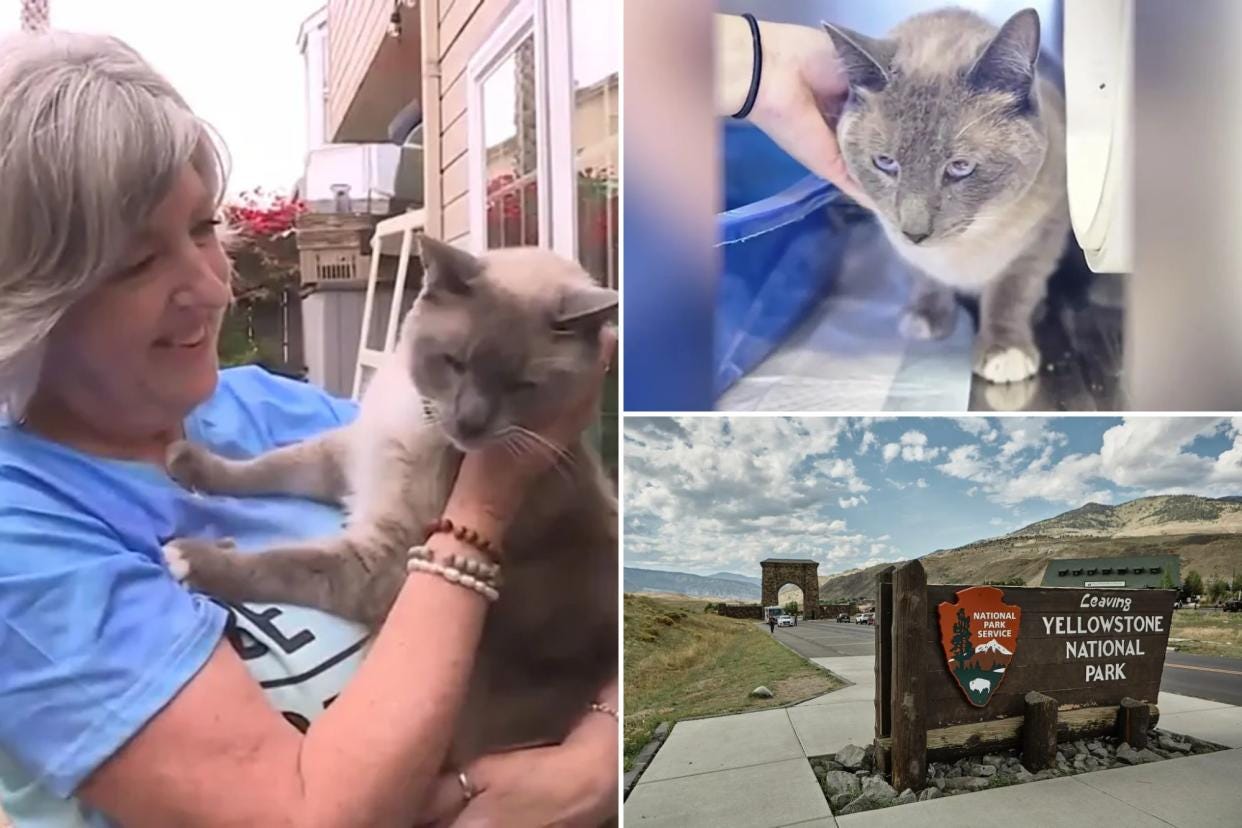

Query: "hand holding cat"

xmin=717 ymin=14 xmax=870 ymax=206
xmin=420 ymin=680 xmax=620 ymax=827
xmin=445 ymin=326 xmax=617 ymax=536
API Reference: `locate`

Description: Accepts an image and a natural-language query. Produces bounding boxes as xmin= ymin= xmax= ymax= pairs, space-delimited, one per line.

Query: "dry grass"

xmin=1170 ymin=609 xmax=1242 ymax=659
xmin=623 ymin=594 xmax=842 ymax=769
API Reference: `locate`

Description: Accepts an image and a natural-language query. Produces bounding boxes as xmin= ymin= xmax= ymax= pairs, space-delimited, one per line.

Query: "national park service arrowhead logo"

xmin=938 ymin=586 xmax=1020 ymax=707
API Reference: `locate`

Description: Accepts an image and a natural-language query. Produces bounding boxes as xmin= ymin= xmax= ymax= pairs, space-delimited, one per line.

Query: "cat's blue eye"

xmin=443 ymin=355 xmax=465 ymax=373
xmin=872 ymin=154 xmax=900 ymax=175
xmin=945 ymin=158 xmax=976 ymax=179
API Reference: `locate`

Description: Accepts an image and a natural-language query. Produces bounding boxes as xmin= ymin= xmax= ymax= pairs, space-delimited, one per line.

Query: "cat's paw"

xmin=161 ymin=537 xmax=237 ymax=587
xmin=899 ymin=306 xmax=955 ymax=341
xmin=166 ymin=440 xmax=220 ymax=492
xmin=973 ymin=342 xmax=1040 ymax=384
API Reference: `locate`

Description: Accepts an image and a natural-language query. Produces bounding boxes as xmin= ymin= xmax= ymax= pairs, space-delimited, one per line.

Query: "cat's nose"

xmin=903 ymin=230 xmax=931 ymax=244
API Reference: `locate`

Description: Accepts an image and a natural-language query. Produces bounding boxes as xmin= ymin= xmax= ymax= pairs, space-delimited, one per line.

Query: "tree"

xmin=1183 ymin=570 xmax=1204 ymax=600
xmin=784 ymin=601 xmax=800 ymax=616
xmin=1160 ymin=571 xmax=1175 ymax=591
xmin=1208 ymin=579 xmax=1229 ymax=604
xmin=951 ymin=608 xmax=973 ymax=664
xmin=219 ymin=189 xmax=306 ymax=368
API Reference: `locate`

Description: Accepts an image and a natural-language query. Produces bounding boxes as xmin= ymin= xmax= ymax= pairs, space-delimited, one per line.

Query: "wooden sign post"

xmin=874 ymin=561 xmax=1175 ymax=778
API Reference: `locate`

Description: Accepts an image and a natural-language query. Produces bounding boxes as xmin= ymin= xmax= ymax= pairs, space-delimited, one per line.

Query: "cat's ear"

xmin=822 ymin=22 xmax=893 ymax=93
xmin=418 ymin=235 xmax=483 ymax=296
xmin=968 ymin=8 xmax=1041 ymax=105
xmin=554 ymin=282 xmax=618 ymax=334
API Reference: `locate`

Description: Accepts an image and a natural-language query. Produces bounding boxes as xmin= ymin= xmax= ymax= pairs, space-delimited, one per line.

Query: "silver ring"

xmin=458 ymin=770 xmax=476 ymax=802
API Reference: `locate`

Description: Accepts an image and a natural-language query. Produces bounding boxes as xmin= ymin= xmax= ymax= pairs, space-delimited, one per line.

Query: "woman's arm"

xmin=715 ymin=14 xmax=867 ymax=203
xmin=77 ymin=333 xmax=615 ymax=828
xmin=78 ymin=517 xmax=490 ymax=828
xmin=423 ymin=679 xmax=620 ymax=827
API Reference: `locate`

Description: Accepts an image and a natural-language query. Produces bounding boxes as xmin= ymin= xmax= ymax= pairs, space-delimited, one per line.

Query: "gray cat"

xmin=161 ymin=237 xmax=619 ymax=763
xmin=824 ymin=7 xmax=1069 ymax=383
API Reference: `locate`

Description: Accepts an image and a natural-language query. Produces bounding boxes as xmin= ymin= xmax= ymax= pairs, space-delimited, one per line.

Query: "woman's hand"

xmin=717 ymin=15 xmax=869 ymax=205
xmin=446 ymin=327 xmax=616 ymax=534
xmin=421 ymin=692 xmax=619 ymax=827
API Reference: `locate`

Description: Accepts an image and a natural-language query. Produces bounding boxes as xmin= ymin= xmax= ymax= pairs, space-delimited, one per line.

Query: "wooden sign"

xmin=922 ymin=583 xmax=1174 ymax=730
xmin=873 ymin=561 xmax=1176 ymax=789
xmin=937 ymin=586 xmax=1021 ymax=707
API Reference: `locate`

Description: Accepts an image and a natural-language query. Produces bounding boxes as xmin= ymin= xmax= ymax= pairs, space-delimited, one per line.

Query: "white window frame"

xmin=466 ymin=0 xmax=577 ymax=260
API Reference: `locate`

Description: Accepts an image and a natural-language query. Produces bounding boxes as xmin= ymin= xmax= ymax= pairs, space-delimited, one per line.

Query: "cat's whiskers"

xmin=501 ymin=426 xmax=576 ymax=484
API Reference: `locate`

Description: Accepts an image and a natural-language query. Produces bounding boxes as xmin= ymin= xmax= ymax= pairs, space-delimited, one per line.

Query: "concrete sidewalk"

xmin=625 ymin=656 xmax=1242 ymax=828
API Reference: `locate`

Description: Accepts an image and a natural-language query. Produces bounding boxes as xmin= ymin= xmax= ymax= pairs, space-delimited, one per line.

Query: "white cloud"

xmin=858 ymin=431 xmax=877 ymax=455
xmin=624 ymin=417 xmax=889 ymax=575
xmin=957 ymin=418 xmax=999 ymax=443
xmin=1098 ymin=419 xmax=1220 ymax=489
xmin=938 ymin=445 xmax=995 ymax=483
xmin=882 ymin=430 xmax=942 ymax=463
xmin=916 ymin=478 xmax=929 ymax=488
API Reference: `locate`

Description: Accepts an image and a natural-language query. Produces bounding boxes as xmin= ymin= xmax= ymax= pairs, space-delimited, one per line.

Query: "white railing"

xmin=351 ymin=208 xmax=426 ymax=399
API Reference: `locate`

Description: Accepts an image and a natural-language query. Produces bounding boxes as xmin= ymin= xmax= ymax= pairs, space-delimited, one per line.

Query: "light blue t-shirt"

xmin=0 ymin=366 xmax=371 ymax=827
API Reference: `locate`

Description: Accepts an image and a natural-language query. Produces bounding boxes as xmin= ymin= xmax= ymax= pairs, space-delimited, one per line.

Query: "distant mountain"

xmin=707 ymin=571 xmax=762 ymax=586
xmin=624 ymin=567 xmax=761 ymax=601
xmin=816 ymin=495 xmax=1242 ymax=603
xmin=975 ymin=639 xmax=1012 ymax=656
xmin=1010 ymin=495 xmax=1242 ymax=538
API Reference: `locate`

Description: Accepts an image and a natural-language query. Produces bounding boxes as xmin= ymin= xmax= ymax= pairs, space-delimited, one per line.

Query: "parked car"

xmin=836 ymin=613 xmax=850 ymax=623
xmin=1224 ymin=598 xmax=1242 ymax=613
xmin=854 ymin=613 xmax=874 ymax=625
xmin=777 ymin=614 xmax=795 ymax=627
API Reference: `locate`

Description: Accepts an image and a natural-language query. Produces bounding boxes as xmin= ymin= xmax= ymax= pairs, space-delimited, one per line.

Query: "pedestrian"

xmin=768 ymin=616 xmax=777 ymax=634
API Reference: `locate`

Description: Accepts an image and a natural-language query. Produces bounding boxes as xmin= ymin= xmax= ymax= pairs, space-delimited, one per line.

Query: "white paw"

xmin=162 ymin=541 xmax=192 ymax=582
xmin=977 ymin=347 xmax=1039 ymax=384
xmin=899 ymin=308 xmax=955 ymax=341
xmin=898 ymin=311 xmax=934 ymax=340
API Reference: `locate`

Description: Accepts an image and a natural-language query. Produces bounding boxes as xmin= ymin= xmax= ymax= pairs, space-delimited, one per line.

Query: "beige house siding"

xmin=327 ymin=0 xmax=389 ymax=138
xmin=430 ymin=0 xmax=515 ymax=242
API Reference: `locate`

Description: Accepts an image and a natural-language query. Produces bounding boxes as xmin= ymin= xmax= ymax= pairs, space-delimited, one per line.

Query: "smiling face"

xmin=405 ymin=239 xmax=617 ymax=452
xmin=825 ymin=9 xmax=1048 ymax=245
xmin=36 ymin=164 xmax=232 ymax=434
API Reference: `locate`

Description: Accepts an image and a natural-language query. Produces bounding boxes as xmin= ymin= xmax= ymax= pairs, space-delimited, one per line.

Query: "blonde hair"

xmin=0 ymin=31 xmax=228 ymax=418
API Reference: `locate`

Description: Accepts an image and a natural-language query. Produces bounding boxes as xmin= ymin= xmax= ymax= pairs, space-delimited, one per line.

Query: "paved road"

xmin=1163 ymin=651 xmax=1242 ymax=706
xmin=763 ymin=618 xmax=877 ymax=658
xmin=769 ymin=619 xmax=1242 ymax=706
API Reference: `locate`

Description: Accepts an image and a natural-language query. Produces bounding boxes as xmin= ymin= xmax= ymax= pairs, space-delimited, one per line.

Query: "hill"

xmin=623 ymin=594 xmax=840 ymax=768
xmin=816 ymin=495 xmax=1242 ymax=602
xmin=623 ymin=567 xmax=760 ymax=601
xmin=708 ymin=571 xmax=762 ymax=586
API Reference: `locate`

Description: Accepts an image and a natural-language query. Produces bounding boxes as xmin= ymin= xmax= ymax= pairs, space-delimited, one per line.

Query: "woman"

xmin=0 ymin=31 xmax=617 ymax=827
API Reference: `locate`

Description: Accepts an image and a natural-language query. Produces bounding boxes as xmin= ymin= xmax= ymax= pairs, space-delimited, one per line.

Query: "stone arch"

xmin=761 ymin=559 xmax=821 ymax=619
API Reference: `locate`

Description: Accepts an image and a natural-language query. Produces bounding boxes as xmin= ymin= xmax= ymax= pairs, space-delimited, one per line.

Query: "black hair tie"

xmin=731 ymin=13 xmax=762 ymax=120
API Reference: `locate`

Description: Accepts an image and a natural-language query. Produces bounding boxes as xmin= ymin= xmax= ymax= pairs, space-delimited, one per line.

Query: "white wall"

xmin=300 ymin=8 xmax=329 ymax=152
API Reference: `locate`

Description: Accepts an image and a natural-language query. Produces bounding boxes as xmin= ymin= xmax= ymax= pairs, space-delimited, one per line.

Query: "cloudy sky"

xmin=624 ymin=417 xmax=1242 ymax=578
xmin=1 ymin=0 xmax=324 ymax=195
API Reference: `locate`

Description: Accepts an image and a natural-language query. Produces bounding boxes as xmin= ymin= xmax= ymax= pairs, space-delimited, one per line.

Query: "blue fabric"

xmin=715 ymin=120 xmax=849 ymax=399
xmin=0 ymin=366 xmax=368 ymax=826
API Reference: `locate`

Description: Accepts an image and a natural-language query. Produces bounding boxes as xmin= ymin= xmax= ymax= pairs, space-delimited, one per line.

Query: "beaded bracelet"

xmin=589 ymin=701 xmax=619 ymax=721
xmin=408 ymin=544 xmax=502 ymax=588
xmin=424 ymin=517 xmax=502 ymax=563
xmin=407 ymin=556 xmax=500 ymax=602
